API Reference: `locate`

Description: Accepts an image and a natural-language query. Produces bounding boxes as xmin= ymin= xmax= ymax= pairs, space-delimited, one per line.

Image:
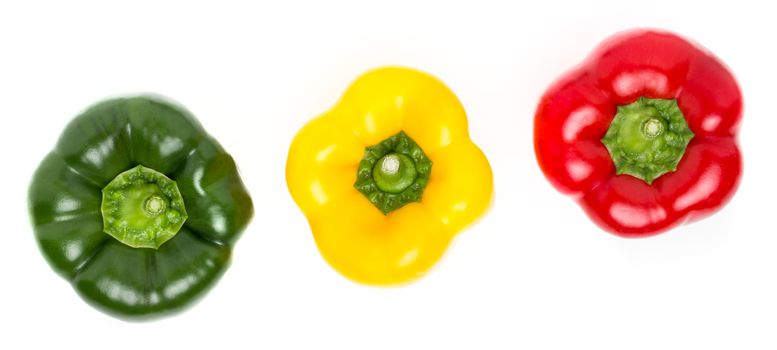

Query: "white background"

xmin=1 ymin=1 xmax=776 ymax=349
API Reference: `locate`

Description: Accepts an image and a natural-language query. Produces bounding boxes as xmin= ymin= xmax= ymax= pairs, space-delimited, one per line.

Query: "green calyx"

xmin=601 ymin=97 xmax=695 ymax=184
xmin=101 ymin=165 xmax=188 ymax=249
xmin=354 ymin=131 xmax=432 ymax=215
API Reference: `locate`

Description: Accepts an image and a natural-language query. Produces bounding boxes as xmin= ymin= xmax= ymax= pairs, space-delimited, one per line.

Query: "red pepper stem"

xmin=601 ymin=97 xmax=695 ymax=184
xmin=642 ymin=118 xmax=664 ymax=138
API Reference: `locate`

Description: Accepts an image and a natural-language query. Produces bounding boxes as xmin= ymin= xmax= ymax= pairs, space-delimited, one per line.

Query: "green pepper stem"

xmin=101 ymin=165 xmax=188 ymax=249
xmin=601 ymin=97 xmax=695 ymax=184
xmin=143 ymin=195 xmax=167 ymax=216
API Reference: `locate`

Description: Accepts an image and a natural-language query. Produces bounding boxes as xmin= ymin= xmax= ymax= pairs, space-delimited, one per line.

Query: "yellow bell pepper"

xmin=286 ymin=66 xmax=493 ymax=285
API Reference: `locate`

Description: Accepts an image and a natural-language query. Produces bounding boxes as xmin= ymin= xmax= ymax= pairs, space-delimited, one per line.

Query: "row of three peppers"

xmin=29 ymin=29 xmax=741 ymax=319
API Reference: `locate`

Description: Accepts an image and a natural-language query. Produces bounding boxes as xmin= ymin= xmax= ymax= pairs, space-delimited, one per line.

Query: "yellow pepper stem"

xmin=373 ymin=153 xmax=417 ymax=193
xmin=354 ymin=131 xmax=432 ymax=214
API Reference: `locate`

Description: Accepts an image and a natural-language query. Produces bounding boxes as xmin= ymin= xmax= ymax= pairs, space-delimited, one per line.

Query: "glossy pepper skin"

xmin=534 ymin=29 xmax=742 ymax=237
xmin=287 ymin=67 xmax=493 ymax=285
xmin=29 ymin=96 xmax=253 ymax=318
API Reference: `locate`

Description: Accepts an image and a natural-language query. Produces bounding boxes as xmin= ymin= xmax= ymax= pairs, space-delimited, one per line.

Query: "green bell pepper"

xmin=29 ymin=96 xmax=253 ymax=319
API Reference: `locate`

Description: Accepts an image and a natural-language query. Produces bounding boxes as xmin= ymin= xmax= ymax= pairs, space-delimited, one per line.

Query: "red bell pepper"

xmin=534 ymin=29 xmax=742 ymax=237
